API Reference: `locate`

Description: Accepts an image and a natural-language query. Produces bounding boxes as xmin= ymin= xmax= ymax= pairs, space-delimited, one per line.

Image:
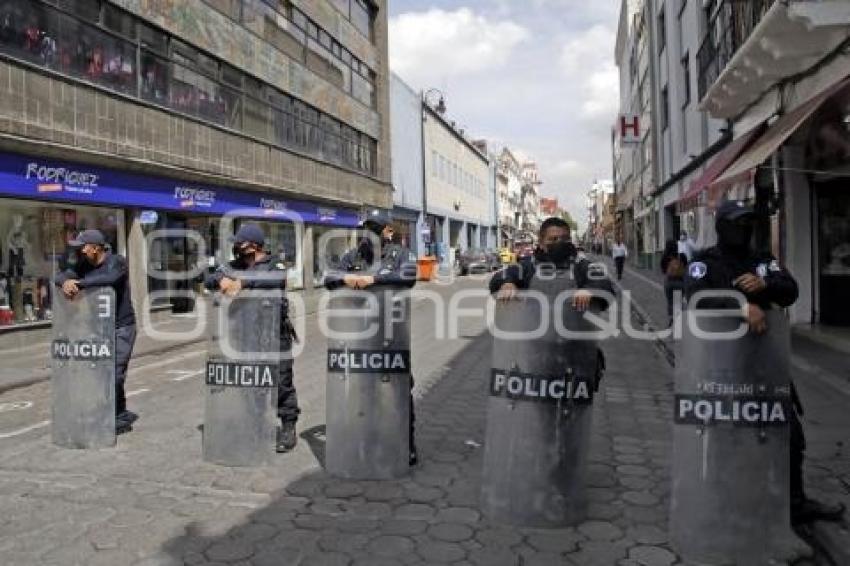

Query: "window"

xmin=139 ymin=23 xmax=167 ymax=54
xmin=661 ymin=85 xmax=669 ymax=131
xmin=291 ymin=7 xmax=307 ymax=31
xmin=657 ymin=6 xmax=666 ymax=54
xmin=0 ymin=0 xmax=377 ymax=176
xmin=350 ymin=0 xmax=373 ymax=41
xmin=681 ymin=52 xmax=691 ymax=107
xmin=56 ymin=0 xmax=101 ymax=22
xmin=103 ymin=4 xmax=135 ymax=38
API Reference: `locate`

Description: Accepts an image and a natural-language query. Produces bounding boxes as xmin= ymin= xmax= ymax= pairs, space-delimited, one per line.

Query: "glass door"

xmin=817 ymin=182 xmax=850 ymax=325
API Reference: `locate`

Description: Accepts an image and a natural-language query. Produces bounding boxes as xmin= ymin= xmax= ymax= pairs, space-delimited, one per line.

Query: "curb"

xmin=0 ymin=336 xmax=208 ymax=395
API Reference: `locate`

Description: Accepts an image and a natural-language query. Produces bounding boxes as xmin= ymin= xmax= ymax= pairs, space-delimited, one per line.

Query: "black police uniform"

xmin=324 ymin=234 xmax=419 ymax=462
xmin=204 ymin=255 xmax=300 ymax=429
xmin=55 ymin=250 xmax=137 ymax=431
xmin=684 ymin=200 xmax=844 ymax=523
xmin=489 ymin=243 xmax=614 ymax=390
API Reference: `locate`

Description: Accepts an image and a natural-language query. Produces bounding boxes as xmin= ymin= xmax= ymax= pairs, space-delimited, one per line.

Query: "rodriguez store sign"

xmin=0 ymin=152 xmax=359 ymax=226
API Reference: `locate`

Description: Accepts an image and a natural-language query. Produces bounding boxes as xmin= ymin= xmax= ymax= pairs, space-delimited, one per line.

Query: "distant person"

xmin=611 ymin=239 xmax=628 ymax=280
xmin=660 ymin=239 xmax=687 ymax=327
xmin=677 ymin=231 xmax=696 ymax=262
xmin=56 ymin=230 xmax=137 ymax=435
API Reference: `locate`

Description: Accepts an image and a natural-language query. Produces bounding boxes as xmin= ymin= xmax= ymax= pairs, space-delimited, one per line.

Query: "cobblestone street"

xmin=0 ymin=271 xmax=846 ymax=565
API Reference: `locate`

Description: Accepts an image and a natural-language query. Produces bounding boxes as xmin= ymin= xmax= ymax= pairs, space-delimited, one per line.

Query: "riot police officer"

xmin=684 ymin=199 xmax=845 ymax=524
xmin=324 ymin=210 xmax=419 ymax=464
xmin=490 ymin=217 xmax=613 ymax=307
xmin=490 ymin=217 xmax=613 ymax=390
xmin=205 ymin=223 xmax=300 ymax=453
xmin=56 ymin=229 xmax=137 ymax=435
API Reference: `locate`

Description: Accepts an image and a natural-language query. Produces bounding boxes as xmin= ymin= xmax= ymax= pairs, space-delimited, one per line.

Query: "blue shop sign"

xmin=0 ymin=152 xmax=359 ymax=227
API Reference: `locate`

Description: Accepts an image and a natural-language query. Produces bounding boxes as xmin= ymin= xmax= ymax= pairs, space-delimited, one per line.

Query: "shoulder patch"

xmin=688 ymin=261 xmax=708 ymax=280
xmin=768 ymin=259 xmax=781 ymax=272
xmin=756 ymin=263 xmax=768 ymax=277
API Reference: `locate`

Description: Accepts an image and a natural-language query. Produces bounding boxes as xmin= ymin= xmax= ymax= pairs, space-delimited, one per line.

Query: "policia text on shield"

xmin=53 ymin=229 xmax=138 ymax=444
xmin=484 ymin=217 xmax=613 ymax=527
xmin=323 ymin=210 xmax=418 ymax=478
xmin=203 ymin=223 xmax=300 ymax=465
xmin=670 ymin=200 xmax=845 ymax=564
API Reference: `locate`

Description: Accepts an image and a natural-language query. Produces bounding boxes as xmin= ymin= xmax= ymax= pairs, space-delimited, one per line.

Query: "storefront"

xmin=0 ymin=150 xmax=360 ymax=327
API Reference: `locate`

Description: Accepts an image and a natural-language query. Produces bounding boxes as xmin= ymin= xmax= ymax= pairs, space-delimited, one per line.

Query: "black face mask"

xmin=232 ymin=244 xmax=255 ymax=263
xmin=716 ymin=219 xmax=753 ymax=252
xmin=357 ymin=238 xmax=374 ymax=265
xmin=538 ymin=241 xmax=576 ymax=266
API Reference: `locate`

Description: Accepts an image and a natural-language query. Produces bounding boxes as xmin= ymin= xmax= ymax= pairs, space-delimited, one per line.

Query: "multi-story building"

xmin=496 ymin=147 xmax=523 ymax=247
xmin=539 ymin=197 xmax=559 ymax=217
xmin=649 ymin=0 xmax=730 ymax=262
xmin=586 ymin=179 xmax=615 ymax=253
xmin=520 ymin=161 xmax=542 ymax=235
xmin=389 ymin=72 xmax=424 ymax=254
xmin=692 ymin=0 xmax=850 ymax=328
xmin=0 ymin=0 xmax=390 ymax=327
xmin=422 ymin=100 xmax=492 ymax=266
xmin=613 ymin=0 xmax=643 ymax=261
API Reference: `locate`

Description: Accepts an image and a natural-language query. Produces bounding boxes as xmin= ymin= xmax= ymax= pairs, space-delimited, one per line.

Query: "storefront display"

xmin=0 ymin=149 xmax=361 ymax=320
xmin=0 ymin=198 xmax=123 ymax=326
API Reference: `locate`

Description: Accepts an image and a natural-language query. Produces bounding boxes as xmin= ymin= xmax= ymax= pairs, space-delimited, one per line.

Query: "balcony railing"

xmin=697 ymin=0 xmax=776 ymax=101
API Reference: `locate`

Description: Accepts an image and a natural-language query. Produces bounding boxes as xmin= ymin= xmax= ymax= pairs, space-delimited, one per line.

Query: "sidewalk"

xmin=603 ymin=256 xmax=850 ymax=563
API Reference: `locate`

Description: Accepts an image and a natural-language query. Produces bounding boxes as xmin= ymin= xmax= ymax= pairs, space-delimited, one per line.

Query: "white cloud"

xmin=389 ymin=8 xmax=529 ymax=85
xmin=559 ymin=24 xmax=619 ymax=121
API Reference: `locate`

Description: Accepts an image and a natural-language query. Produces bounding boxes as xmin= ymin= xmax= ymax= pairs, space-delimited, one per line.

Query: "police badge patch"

xmin=689 ymin=261 xmax=707 ymax=279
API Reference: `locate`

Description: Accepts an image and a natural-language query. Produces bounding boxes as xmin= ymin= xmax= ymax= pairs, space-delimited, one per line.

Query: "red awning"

xmin=677 ymin=125 xmax=764 ymax=212
xmin=708 ymin=75 xmax=850 ymax=199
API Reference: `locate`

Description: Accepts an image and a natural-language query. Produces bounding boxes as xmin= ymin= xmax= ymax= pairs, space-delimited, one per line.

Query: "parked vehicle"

xmin=484 ymin=249 xmax=501 ymax=271
xmin=457 ymin=248 xmax=492 ymax=275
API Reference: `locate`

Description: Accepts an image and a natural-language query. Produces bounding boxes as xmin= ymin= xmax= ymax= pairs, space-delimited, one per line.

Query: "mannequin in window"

xmin=6 ymin=214 xmax=29 ymax=278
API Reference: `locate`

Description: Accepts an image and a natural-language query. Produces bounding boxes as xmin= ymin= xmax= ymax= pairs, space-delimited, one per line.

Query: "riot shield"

xmin=204 ymin=293 xmax=281 ymax=467
xmin=482 ymin=269 xmax=599 ymax=527
xmin=51 ymin=288 xmax=116 ymax=449
xmin=325 ymin=286 xmax=412 ymax=479
xmin=670 ymin=310 xmax=809 ymax=564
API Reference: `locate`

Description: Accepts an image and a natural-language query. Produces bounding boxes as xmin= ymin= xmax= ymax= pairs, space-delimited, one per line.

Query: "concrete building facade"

xmin=0 ymin=0 xmax=391 ymax=328
xmin=389 ymin=72 xmax=424 ymax=255
xmin=422 ymin=102 xmax=491 ymax=265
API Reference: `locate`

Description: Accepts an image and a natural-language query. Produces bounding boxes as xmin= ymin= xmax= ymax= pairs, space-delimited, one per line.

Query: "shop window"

xmin=0 ymin=200 xmax=123 ymax=327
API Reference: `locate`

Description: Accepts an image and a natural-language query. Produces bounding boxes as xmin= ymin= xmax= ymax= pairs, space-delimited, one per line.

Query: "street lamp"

xmin=423 ymin=88 xmax=446 ymax=114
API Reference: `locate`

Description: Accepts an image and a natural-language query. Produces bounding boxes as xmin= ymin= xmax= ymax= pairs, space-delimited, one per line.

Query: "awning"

xmin=709 ymin=76 xmax=850 ymax=199
xmin=677 ymin=125 xmax=764 ymax=213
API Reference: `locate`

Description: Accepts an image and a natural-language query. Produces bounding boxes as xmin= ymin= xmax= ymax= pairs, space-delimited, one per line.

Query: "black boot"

xmin=792 ymin=497 xmax=846 ymax=524
xmin=277 ymin=421 xmax=297 ymax=452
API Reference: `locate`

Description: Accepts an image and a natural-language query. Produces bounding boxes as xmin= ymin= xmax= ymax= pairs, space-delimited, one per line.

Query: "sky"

xmin=387 ymin=0 xmax=621 ymax=233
